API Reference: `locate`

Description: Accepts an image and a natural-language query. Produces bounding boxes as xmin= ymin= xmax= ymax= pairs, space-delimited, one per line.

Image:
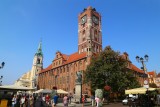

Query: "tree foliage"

xmin=84 ymin=46 xmax=140 ymax=94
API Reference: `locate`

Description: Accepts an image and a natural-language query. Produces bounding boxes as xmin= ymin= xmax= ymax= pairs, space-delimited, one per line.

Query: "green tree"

xmin=84 ymin=46 xmax=140 ymax=94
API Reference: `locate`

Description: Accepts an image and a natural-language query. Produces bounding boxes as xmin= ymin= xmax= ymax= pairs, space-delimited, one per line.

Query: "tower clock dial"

xmin=92 ymin=16 xmax=99 ymax=24
xmin=81 ymin=15 xmax=87 ymax=24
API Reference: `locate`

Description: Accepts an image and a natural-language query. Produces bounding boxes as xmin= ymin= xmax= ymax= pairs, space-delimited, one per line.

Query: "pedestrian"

xmin=12 ymin=95 xmax=17 ymax=107
xmin=53 ymin=94 xmax=58 ymax=106
xmin=90 ymin=94 xmax=95 ymax=106
xmin=20 ymin=96 xmax=25 ymax=107
xmin=68 ymin=93 xmax=72 ymax=104
xmin=45 ymin=94 xmax=50 ymax=106
xmin=63 ymin=94 xmax=68 ymax=107
xmin=42 ymin=94 xmax=45 ymax=102
xmin=28 ymin=95 xmax=34 ymax=107
xmin=15 ymin=95 xmax=19 ymax=107
xmin=35 ymin=94 xmax=43 ymax=107
xmin=95 ymin=97 xmax=99 ymax=107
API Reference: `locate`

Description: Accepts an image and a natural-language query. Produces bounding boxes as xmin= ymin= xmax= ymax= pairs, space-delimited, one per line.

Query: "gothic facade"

xmin=38 ymin=6 xmax=103 ymax=94
xmin=38 ymin=6 xmax=146 ymax=95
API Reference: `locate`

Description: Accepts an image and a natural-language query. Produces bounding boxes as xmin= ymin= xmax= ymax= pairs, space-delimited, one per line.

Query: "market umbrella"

xmin=125 ymin=87 xmax=156 ymax=94
xmin=57 ymin=89 xmax=68 ymax=94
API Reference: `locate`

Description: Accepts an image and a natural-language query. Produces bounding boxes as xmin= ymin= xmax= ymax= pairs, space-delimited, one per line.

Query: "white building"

xmin=14 ymin=42 xmax=43 ymax=89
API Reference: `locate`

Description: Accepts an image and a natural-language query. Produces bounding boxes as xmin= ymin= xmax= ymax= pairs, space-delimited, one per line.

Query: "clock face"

xmin=81 ymin=15 xmax=87 ymax=24
xmin=92 ymin=16 xmax=99 ymax=24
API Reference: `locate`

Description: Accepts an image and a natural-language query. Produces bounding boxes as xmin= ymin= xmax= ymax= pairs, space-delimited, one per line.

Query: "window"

xmin=60 ymin=77 xmax=61 ymax=84
xmin=67 ymin=66 xmax=69 ymax=72
xmin=63 ymin=77 xmax=66 ymax=84
xmin=60 ymin=68 xmax=62 ymax=73
xmin=82 ymin=37 xmax=85 ymax=41
xmin=37 ymin=58 xmax=40 ymax=64
xmin=95 ymin=37 xmax=97 ymax=41
xmin=82 ymin=30 xmax=85 ymax=35
xmin=57 ymin=69 xmax=59 ymax=75
xmin=94 ymin=30 xmax=99 ymax=42
xmin=67 ymin=76 xmax=69 ymax=82
xmin=63 ymin=67 xmax=65 ymax=72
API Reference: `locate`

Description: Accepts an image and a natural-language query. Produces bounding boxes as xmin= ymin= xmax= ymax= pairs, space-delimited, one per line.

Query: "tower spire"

xmin=35 ymin=40 xmax=43 ymax=56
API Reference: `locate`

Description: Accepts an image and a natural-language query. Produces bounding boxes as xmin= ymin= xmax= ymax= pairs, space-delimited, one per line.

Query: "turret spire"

xmin=35 ymin=40 xmax=43 ymax=56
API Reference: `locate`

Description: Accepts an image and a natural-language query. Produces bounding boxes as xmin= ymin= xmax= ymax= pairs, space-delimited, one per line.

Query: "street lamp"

xmin=136 ymin=55 xmax=149 ymax=106
xmin=0 ymin=76 xmax=3 ymax=86
xmin=0 ymin=62 xmax=5 ymax=86
xmin=0 ymin=62 xmax=5 ymax=69
xmin=136 ymin=55 xmax=149 ymax=74
xmin=0 ymin=76 xmax=3 ymax=79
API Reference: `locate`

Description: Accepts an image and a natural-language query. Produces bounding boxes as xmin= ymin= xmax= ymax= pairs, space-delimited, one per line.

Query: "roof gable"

xmin=130 ymin=63 xmax=144 ymax=73
xmin=40 ymin=52 xmax=87 ymax=73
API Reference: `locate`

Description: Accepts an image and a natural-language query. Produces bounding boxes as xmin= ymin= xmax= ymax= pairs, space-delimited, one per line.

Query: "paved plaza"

xmin=54 ymin=97 xmax=126 ymax=107
xmin=56 ymin=102 xmax=126 ymax=107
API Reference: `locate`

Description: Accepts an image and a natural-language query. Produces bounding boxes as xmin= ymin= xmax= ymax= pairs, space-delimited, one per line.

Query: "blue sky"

xmin=0 ymin=0 xmax=160 ymax=85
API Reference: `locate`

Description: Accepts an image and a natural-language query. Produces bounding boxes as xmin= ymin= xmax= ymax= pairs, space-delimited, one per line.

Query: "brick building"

xmin=38 ymin=6 xmax=102 ymax=94
xmin=38 ymin=6 xmax=146 ymax=95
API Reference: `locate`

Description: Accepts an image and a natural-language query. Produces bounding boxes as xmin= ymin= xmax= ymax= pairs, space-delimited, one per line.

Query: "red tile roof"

xmin=40 ymin=52 xmax=87 ymax=73
xmin=40 ymin=52 xmax=143 ymax=75
xmin=130 ymin=63 xmax=144 ymax=73
xmin=62 ymin=54 xmax=69 ymax=61
xmin=63 ymin=52 xmax=87 ymax=64
xmin=41 ymin=64 xmax=52 ymax=73
xmin=148 ymin=71 xmax=154 ymax=75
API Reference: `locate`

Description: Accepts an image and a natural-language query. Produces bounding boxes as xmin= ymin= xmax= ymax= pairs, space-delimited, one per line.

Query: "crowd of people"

xmin=1 ymin=92 xmax=37 ymax=107
xmin=0 ymin=91 xmax=73 ymax=107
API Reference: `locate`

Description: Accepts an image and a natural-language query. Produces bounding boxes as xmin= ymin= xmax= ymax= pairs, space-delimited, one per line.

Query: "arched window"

xmin=82 ymin=30 xmax=85 ymax=41
xmin=37 ymin=58 xmax=40 ymax=64
xmin=94 ymin=30 xmax=98 ymax=41
xmin=82 ymin=46 xmax=83 ymax=52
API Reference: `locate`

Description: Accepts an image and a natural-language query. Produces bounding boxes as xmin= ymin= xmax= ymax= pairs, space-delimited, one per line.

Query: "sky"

xmin=0 ymin=0 xmax=160 ymax=85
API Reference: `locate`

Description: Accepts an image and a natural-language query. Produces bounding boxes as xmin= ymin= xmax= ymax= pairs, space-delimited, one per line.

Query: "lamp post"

xmin=136 ymin=55 xmax=149 ymax=106
xmin=136 ymin=55 xmax=149 ymax=74
xmin=0 ymin=62 xmax=5 ymax=69
xmin=0 ymin=76 xmax=3 ymax=86
xmin=0 ymin=62 xmax=5 ymax=86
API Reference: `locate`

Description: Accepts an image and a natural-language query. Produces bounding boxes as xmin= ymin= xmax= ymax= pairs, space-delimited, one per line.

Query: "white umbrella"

xmin=57 ymin=89 xmax=68 ymax=94
xmin=34 ymin=89 xmax=52 ymax=93
xmin=0 ymin=85 xmax=34 ymax=91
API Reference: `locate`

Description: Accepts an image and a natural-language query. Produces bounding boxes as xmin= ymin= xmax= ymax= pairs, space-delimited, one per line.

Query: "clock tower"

xmin=78 ymin=6 xmax=102 ymax=56
xmin=31 ymin=41 xmax=43 ymax=88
